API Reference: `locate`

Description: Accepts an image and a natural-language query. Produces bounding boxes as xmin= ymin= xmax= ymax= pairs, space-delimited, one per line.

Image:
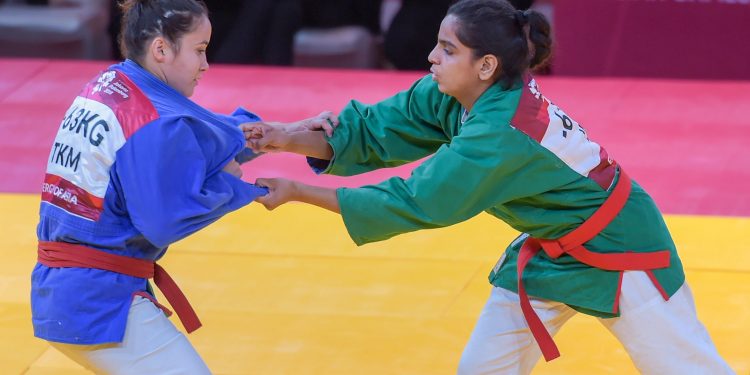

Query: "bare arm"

xmin=243 ymin=123 xmax=334 ymax=160
xmin=255 ymin=178 xmax=340 ymax=213
xmin=278 ymin=111 xmax=338 ymax=134
xmin=285 ymin=131 xmax=334 ymax=160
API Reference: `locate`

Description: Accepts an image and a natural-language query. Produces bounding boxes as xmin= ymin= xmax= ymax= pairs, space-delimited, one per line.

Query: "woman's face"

xmin=161 ymin=14 xmax=211 ymax=97
xmin=427 ymin=15 xmax=483 ymax=99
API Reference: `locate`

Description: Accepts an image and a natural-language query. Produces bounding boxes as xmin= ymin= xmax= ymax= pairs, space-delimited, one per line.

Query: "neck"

xmin=140 ymin=58 xmax=168 ymax=85
xmin=456 ymin=80 xmax=493 ymax=113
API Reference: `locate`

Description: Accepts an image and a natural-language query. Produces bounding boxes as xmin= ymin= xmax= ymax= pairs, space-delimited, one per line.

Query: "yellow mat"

xmin=2 ymin=194 xmax=747 ymax=374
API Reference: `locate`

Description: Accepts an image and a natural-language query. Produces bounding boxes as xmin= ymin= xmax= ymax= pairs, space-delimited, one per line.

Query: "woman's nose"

xmin=427 ymin=45 xmax=439 ymax=65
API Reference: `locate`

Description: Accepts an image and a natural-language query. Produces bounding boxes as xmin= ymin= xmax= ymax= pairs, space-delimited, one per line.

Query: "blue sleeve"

xmin=215 ymin=107 xmax=264 ymax=164
xmin=113 ymin=116 xmax=267 ymax=248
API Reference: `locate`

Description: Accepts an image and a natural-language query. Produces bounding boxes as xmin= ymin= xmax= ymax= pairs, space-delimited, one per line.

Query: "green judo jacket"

xmin=312 ymin=75 xmax=684 ymax=317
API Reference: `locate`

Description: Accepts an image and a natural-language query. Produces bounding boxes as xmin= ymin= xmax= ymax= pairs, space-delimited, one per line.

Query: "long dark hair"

xmin=447 ymin=0 xmax=552 ymax=88
xmin=118 ymin=0 xmax=208 ymax=64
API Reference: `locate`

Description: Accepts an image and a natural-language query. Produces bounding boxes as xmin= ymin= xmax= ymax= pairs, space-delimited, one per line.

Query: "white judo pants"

xmin=458 ymin=271 xmax=734 ymax=375
xmin=51 ymin=295 xmax=211 ymax=375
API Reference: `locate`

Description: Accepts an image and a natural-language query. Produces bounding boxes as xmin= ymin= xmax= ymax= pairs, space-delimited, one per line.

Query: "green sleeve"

xmin=336 ymin=110 xmax=573 ymax=246
xmin=313 ymin=75 xmax=460 ymax=176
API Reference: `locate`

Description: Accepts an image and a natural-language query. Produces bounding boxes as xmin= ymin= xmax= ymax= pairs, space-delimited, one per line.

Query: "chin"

xmin=436 ymin=84 xmax=450 ymax=96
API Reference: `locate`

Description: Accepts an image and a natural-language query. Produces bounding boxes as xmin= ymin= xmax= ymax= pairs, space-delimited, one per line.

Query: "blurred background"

xmin=1 ymin=0 xmax=747 ymax=80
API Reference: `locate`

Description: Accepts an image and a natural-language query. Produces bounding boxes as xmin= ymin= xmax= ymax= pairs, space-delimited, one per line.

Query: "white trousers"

xmin=51 ymin=296 xmax=211 ymax=375
xmin=458 ymin=271 xmax=734 ymax=375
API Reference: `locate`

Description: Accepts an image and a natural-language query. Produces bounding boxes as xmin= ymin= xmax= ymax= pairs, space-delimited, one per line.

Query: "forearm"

xmin=285 ymin=131 xmax=334 ymax=160
xmin=292 ymin=182 xmax=340 ymax=214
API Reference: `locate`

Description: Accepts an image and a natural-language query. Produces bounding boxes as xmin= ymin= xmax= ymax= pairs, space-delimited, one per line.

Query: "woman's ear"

xmin=478 ymin=54 xmax=500 ymax=81
xmin=149 ymin=37 xmax=170 ymax=63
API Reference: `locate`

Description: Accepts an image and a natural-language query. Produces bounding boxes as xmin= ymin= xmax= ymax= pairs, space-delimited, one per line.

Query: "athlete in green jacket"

xmin=245 ymin=0 xmax=731 ymax=373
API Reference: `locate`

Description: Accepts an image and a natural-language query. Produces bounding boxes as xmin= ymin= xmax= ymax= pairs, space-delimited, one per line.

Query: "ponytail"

xmin=525 ymin=9 xmax=552 ymax=70
xmin=448 ymin=0 xmax=553 ymax=87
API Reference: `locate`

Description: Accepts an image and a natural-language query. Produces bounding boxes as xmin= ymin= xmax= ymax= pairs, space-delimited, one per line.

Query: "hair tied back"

xmin=515 ymin=9 xmax=530 ymax=28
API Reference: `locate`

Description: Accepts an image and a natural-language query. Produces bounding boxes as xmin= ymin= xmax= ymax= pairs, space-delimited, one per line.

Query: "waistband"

xmin=516 ymin=169 xmax=671 ymax=361
xmin=38 ymin=241 xmax=202 ymax=334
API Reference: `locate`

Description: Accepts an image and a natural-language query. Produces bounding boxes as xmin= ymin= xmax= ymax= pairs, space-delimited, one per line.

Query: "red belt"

xmin=516 ymin=170 xmax=671 ymax=361
xmin=37 ymin=241 xmax=202 ymax=333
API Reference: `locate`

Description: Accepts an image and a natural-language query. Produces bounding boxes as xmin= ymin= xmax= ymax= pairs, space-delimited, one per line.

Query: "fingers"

xmin=247 ymin=137 xmax=279 ymax=153
xmin=240 ymin=122 xmax=261 ymax=135
xmin=291 ymin=111 xmax=340 ymax=136
xmin=316 ymin=111 xmax=339 ymax=137
xmin=245 ymin=125 xmax=288 ymax=153
xmin=247 ymin=138 xmax=263 ymax=153
xmin=253 ymin=177 xmax=297 ymax=211
xmin=254 ymin=178 xmax=281 ymax=210
xmin=255 ymin=177 xmax=273 ymax=188
xmin=247 ymin=127 xmax=263 ymax=140
xmin=254 ymin=178 xmax=273 ymax=209
xmin=254 ymin=194 xmax=276 ymax=210
xmin=222 ymin=160 xmax=242 ymax=178
xmin=319 ymin=111 xmax=339 ymax=127
xmin=240 ymin=122 xmax=273 ymax=141
xmin=320 ymin=120 xmax=333 ymax=137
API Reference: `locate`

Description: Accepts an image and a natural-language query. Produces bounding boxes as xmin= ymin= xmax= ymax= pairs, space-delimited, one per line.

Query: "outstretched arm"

xmin=227 ymin=110 xmax=337 ymax=164
xmin=256 ymin=111 xmax=339 ymax=136
xmin=255 ymin=177 xmax=340 ymax=213
xmin=244 ymin=123 xmax=334 ymax=160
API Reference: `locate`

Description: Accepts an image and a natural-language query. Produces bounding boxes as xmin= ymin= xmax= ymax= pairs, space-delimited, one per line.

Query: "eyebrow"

xmin=438 ymin=38 xmax=457 ymax=50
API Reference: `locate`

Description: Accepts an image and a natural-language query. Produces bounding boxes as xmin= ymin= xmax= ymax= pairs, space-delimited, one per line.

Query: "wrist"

xmin=289 ymin=180 xmax=304 ymax=202
xmin=283 ymin=121 xmax=304 ymax=133
xmin=283 ymin=132 xmax=304 ymax=153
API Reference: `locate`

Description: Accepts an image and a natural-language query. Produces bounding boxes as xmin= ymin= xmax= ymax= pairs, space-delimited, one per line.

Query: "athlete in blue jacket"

xmin=31 ymin=0 xmax=331 ymax=373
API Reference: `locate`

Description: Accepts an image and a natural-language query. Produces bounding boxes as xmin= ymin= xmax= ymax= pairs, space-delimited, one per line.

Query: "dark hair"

xmin=118 ymin=0 xmax=208 ymax=63
xmin=447 ymin=0 xmax=552 ymax=88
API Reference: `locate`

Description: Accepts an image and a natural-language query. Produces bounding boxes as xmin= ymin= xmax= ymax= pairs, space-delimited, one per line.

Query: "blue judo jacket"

xmin=32 ymin=60 xmax=266 ymax=344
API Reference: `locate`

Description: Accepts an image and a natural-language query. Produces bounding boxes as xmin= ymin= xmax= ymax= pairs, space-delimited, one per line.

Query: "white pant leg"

xmin=599 ymin=271 xmax=734 ymax=375
xmin=51 ymin=296 xmax=211 ymax=375
xmin=458 ymin=286 xmax=577 ymax=375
